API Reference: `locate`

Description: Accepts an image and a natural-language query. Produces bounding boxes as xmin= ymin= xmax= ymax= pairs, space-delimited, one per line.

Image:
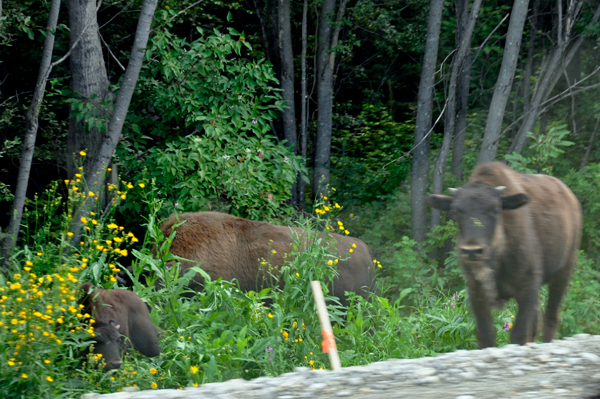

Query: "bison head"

xmin=429 ymin=183 xmax=529 ymax=264
xmin=91 ymin=319 xmax=123 ymax=371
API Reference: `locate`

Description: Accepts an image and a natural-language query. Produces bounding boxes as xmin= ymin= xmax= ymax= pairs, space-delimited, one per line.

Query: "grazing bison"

xmin=428 ymin=162 xmax=582 ymax=348
xmin=121 ymin=212 xmax=376 ymax=305
xmin=80 ymin=283 xmax=160 ymax=370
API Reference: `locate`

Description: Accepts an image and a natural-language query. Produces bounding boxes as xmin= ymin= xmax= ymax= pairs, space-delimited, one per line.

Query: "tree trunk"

xmin=410 ymin=0 xmax=443 ymax=244
xmin=451 ymin=0 xmax=474 ymax=181
xmin=477 ymin=0 xmax=530 ymax=165
xmin=508 ymin=0 xmax=599 ymax=155
xmin=431 ymin=0 xmax=481 ymax=232
xmin=313 ymin=0 xmax=347 ymax=198
xmin=581 ymin=117 xmax=600 ymax=169
xmin=522 ymin=0 xmax=540 ymax=112
xmin=66 ymin=0 xmax=112 ymax=178
xmin=298 ymin=0 xmax=309 ymax=208
xmin=3 ymin=0 xmax=62 ymax=264
xmin=278 ymin=0 xmax=298 ymax=205
xmin=71 ymin=0 xmax=158 ymax=242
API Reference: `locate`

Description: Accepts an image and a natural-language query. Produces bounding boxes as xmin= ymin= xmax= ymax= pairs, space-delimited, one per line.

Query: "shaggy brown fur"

xmin=429 ymin=162 xmax=582 ymax=348
xmin=155 ymin=212 xmax=377 ymax=304
xmin=80 ymin=283 xmax=160 ymax=370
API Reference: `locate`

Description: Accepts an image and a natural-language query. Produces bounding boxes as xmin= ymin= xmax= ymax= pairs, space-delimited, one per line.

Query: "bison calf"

xmin=429 ymin=162 xmax=582 ymax=348
xmin=123 ymin=212 xmax=377 ymax=305
xmin=80 ymin=283 xmax=160 ymax=370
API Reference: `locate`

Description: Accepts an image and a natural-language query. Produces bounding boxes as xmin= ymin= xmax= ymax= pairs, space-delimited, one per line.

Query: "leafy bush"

xmin=505 ymin=123 xmax=574 ymax=175
xmin=331 ymin=104 xmax=414 ymax=204
xmin=114 ymin=25 xmax=306 ymax=222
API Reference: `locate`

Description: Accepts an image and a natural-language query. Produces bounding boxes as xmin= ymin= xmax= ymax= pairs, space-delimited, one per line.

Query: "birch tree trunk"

xmin=313 ymin=0 xmax=347 ymax=198
xmin=522 ymin=0 xmax=540 ymax=112
xmin=66 ymin=0 xmax=112 ymax=177
xmin=411 ymin=0 xmax=443 ymax=244
xmin=3 ymin=0 xmax=62 ymax=265
xmin=278 ymin=0 xmax=298 ymax=204
xmin=508 ymin=0 xmax=599 ymax=155
xmin=477 ymin=0 xmax=530 ymax=165
xmin=298 ymin=0 xmax=309 ymax=208
xmin=71 ymin=0 xmax=158 ymax=242
xmin=430 ymin=0 xmax=481 ymax=231
xmin=450 ymin=0 xmax=472 ymax=182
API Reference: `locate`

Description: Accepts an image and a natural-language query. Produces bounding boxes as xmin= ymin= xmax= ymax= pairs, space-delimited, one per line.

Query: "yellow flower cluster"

xmin=314 ymin=195 xmax=341 ymax=216
xmin=373 ymin=259 xmax=382 ymax=268
xmin=0 ymin=263 xmax=93 ymax=377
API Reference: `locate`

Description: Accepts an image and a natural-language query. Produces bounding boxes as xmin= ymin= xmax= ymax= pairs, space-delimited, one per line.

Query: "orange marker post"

xmin=310 ymin=281 xmax=341 ymax=371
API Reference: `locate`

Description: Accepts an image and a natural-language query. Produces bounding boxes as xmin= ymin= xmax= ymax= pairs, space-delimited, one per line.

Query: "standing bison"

xmin=80 ymin=283 xmax=161 ymax=370
xmin=135 ymin=212 xmax=376 ymax=304
xmin=428 ymin=162 xmax=582 ymax=348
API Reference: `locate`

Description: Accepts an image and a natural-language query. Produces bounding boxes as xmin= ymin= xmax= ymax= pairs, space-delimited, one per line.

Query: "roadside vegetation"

xmin=1 ymin=166 xmax=599 ymax=397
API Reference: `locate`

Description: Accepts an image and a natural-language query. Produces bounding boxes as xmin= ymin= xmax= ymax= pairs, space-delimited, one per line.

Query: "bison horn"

xmin=448 ymin=188 xmax=459 ymax=196
xmin=495 ymin=186 xmax=506 ymax=193
xmin=109 ymin=319 xmax=121 ymax=330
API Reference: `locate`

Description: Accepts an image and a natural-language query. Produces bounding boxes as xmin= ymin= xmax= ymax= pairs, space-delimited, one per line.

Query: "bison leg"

xmin=512 ymin=292 xmax=540 ymax=344
xmin=466 ymin=282 xmax=496 ymax=348
xmin=543 ymin=264 xmax=574 ymax=342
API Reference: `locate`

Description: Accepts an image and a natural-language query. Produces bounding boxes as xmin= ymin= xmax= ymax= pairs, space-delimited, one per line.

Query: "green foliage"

xmin=564 ymin=163 xmax=600 ymax=255
xmin=4 ymin=176 xmax=597 ymax=395
xmin=558 ymin=252 xmax=600 ymax=337
xmin=332 ymin=105 xmax=414 ymax=203
xmin=115 ymin=25 xmax=305 ymax=221
xmin=505 ymin=124 xmax=574 ymax=174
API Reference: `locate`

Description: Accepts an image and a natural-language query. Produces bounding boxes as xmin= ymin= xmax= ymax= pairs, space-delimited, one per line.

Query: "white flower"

xmin=283 ymin=156 xmax=289 ymax=164
xmin=245 ymin=148 xmax=251 ymax=153
xmin=223 ymin=155 xmax=231 ymax=160
xmin=252 ymin=119 xmax=257 ymax=124
xmin=238 ymin=95 xmax=242 ymax=100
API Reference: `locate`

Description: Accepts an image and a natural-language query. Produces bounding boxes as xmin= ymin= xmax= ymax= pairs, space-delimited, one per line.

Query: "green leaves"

xmin=117 ymin=26 xmax=305 ymax=220
xmin=505 ymin=124 xmax=574 ymax=174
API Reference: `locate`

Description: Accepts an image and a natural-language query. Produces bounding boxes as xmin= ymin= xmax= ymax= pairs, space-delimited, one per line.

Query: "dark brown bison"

xmin=122 ymin=212 xmax=377 ymax=305
xmin=428 ymin=162 xmax=582 ymax=348
xmin=80 ymin=283 xmax=161 ymax=370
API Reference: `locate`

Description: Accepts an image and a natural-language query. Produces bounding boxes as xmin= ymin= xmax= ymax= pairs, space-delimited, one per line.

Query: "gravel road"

xmin=85 ymin=334 xmax=600 ymax=399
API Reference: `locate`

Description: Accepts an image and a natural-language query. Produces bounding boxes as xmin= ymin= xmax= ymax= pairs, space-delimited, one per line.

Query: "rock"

xmin=580 ymin=352 xmax=600 ymax=362
xmin=413 ymin=367 xmax=437 ymax=377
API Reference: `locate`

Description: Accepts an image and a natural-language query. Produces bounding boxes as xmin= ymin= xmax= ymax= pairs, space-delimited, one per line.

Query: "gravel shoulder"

xmin=86 ymin=334 xmax=600 ymax=399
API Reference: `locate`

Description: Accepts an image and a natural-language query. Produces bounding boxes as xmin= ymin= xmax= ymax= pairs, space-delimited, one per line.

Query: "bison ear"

xmin=109 ymin=319 xmax=121 ymax=331
xmin=428 ymin=195 xmax=453 ymax=212
xmin=81 ymin=282 xmax=94 ymax=294
xmin=501 ymin=193 xmax=529 ymax=210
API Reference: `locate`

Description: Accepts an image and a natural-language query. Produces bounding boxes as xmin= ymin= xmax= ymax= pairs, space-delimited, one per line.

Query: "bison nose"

xmin=105 ymin=359 xmax=123 ymax=371
xmin=460 ymin=246 xmax=485 ymax=261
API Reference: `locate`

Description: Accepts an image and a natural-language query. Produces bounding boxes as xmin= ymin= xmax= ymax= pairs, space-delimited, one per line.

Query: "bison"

xmin=121 ymin=212 xmax=377 ymax=305
xmin=428 ymin=162 xmax=582 ymax=348
xmin=80 ymin=283 xmax=161 ymax=370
